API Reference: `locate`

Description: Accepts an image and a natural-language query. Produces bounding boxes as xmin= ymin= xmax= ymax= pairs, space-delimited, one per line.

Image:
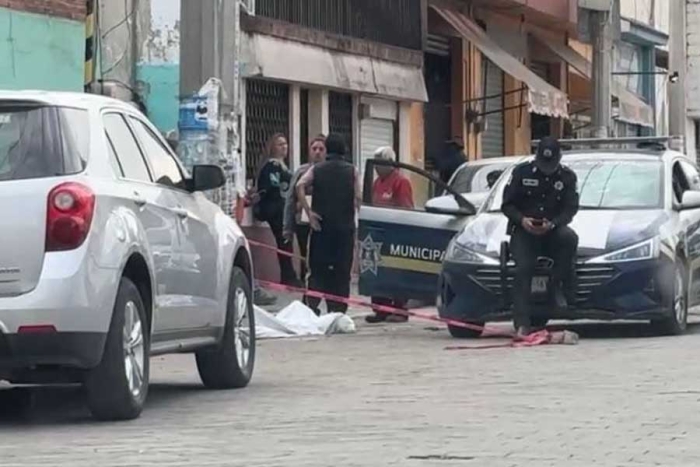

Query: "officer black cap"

xmin=535 ymin=136 xmax=562 ymax=175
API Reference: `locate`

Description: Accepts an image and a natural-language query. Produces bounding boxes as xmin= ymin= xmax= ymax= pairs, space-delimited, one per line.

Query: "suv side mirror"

xmin=190 ymin=165 xmax=225 ymax=192
xmin=681 ymin=191 xmax=700 ymax=210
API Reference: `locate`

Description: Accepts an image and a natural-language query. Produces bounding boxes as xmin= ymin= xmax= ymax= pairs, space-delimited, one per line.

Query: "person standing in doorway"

xmin=365 ymin=146 xmax=414 ymax=324
xmin=283 ymin=135 xmax=327 ymax=283
xmin=255 ymin=133 xmax=301 ymax=287
xmin=296 ymin=134 xmax=360 ymax=315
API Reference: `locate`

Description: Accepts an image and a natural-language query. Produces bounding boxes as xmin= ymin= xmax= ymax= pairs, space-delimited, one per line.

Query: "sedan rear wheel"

xmin=651 ymin=263 xmax=688 ymax=336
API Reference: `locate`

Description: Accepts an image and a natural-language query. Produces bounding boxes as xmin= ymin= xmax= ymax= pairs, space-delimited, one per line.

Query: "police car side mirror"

xmin=680 ymin=191 xmax=700 ymax=211
xmin=425 ymin=195 xmax=475 ymax=216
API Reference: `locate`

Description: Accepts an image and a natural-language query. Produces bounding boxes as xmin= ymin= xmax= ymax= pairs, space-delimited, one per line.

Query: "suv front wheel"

xmin=196 ymin=266 xmax=256 ymax=389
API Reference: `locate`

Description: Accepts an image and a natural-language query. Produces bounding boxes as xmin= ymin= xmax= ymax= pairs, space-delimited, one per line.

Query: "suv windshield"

xmin=0 ymin=104 xmax=89 ymax=181
xmin=486 ymin=158 xmax=664 ymax=211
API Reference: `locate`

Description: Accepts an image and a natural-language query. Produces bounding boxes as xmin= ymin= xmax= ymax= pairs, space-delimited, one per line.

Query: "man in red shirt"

xmin=366 ymin=147 xmax=414 ymax=324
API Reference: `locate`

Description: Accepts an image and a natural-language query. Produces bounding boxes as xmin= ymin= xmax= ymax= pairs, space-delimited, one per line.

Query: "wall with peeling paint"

xmin=0 ymin=7 xmax=84 ymax=91
xmin=136 ymin=0 xmax=181 ymax=133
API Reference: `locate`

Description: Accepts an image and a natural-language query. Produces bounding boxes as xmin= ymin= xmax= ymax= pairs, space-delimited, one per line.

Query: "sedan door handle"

xmin=173 ymin=207 xmax=189 ymax=219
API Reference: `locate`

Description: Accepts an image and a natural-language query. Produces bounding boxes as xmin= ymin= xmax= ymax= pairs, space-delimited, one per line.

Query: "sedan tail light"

xmin=46 ymin=182 xmax=95 ymax=252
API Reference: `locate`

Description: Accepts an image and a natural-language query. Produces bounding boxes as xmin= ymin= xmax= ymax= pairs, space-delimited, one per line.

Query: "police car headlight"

xmin=586 ymin=238 xmax=658 ymax=264
xmin=446 ymin=239 xmax=499 ymax=265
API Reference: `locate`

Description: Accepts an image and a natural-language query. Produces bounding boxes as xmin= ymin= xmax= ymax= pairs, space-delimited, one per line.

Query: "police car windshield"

xmin=450 ymin=162 xmax=511 ymax=193
xmin=486 ymin=158 xmax=664 ymax=211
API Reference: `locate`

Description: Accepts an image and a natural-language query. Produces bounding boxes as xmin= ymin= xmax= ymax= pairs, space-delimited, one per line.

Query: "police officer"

xmin=296 ymin=133 xmax=361 ymax=315
xmin=502 ymin=136 xmax=579 ymax=337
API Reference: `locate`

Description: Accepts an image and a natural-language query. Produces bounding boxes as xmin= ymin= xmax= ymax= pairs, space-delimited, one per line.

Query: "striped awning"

xmin=430 ymin=1 xmax=569 ymax=119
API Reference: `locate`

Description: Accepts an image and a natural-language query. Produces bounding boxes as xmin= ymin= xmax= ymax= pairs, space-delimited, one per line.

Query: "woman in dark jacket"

xmin=283 ymin=135 xmax=327 ymax=282
xmin=256 ymin=133 xmax=300 ymax=287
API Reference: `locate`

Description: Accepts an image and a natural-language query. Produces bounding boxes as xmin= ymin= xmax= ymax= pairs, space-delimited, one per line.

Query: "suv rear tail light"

xmin=46 ymin=182 xmax=95 ymax=252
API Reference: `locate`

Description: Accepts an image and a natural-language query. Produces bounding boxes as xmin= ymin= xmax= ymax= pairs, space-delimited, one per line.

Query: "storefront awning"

xmin=241 ymin=33 xmax=428 ymax=102
xmin=430 ymin=2 xmax=568 ymax=118
xmin=530 ymin=31 xmax=654 ymax=128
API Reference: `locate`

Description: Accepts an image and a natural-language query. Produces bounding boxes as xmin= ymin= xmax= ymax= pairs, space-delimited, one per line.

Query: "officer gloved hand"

xmin=522 ymin=217 xmax=550 ymax=235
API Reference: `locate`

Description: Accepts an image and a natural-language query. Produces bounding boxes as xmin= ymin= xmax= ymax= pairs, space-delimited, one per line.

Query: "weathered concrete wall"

xmin=0 ymin=6 xmax=84 ymax=91
xmin=136 ymin=0 xmax=180 ymax=133
xmin=687 ymin=0 xmax=700 ymax=118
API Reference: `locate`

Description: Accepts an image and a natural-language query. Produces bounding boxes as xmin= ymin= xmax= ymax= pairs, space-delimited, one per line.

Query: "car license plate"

xmin=531 ymin=276 xmax=548 ymax=293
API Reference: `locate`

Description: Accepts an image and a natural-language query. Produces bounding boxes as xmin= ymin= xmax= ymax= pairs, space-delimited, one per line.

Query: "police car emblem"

xmin=554 ymin=181 xmax=564 ymax=191
xmin=359 ymin=234 xmax=383 ymax=275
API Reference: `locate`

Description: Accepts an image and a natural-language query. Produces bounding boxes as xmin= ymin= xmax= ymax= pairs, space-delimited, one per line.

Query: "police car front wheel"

xmin=447 ymin=322 xmax=484 ymax=339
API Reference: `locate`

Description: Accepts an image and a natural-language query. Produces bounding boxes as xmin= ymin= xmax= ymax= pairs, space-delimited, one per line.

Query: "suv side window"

xmin=129 ymin=118 xmax=185 ymax=189
xmin=680 ymin=160 xmax=700 ymax=191
xmin=103 ymin=113 xmax=151 ymax=182
xmin=105 ymin=133 xmax=124 ymax=177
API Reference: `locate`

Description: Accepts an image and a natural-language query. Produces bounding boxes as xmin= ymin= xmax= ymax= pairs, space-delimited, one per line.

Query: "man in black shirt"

xmin=296 ymin=134 xmax=361 ymax=315
xmin=502 ymin=137 xmax=579 ymax=337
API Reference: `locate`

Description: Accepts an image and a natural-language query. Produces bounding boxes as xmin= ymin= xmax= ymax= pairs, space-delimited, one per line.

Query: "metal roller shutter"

xmin=482 ymin=59 xmax=504 ymax=158
xmin=360 ymin=118 xmax=395 ymax=178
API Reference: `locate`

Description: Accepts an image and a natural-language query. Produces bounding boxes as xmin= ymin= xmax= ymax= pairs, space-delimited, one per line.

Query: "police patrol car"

xmin=359 ymin=137 xmax=700 ymax=338
xmin=358 ymin=156 xmax=518 ymax=304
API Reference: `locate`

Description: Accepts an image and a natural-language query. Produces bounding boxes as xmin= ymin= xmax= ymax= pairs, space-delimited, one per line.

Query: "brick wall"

xmin=0 ymin=0 xmax=86 ymax=21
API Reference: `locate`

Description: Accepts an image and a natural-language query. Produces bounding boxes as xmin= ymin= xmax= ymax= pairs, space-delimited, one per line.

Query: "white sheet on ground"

xmin=255 ymin=301 xmax=357 ymax=339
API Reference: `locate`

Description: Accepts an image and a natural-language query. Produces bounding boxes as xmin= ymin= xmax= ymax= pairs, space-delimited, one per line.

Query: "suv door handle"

xmin=173 ymin=207 xmax=189 ymax=219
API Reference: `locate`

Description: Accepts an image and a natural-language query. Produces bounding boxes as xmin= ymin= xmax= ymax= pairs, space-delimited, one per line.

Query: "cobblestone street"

xmin=2 ymin=303 xmax=700 ymax=467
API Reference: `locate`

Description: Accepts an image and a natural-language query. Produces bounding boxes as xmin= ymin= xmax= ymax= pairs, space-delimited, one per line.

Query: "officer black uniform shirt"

xmin=501 ymin=161 xmax=579 ymax=234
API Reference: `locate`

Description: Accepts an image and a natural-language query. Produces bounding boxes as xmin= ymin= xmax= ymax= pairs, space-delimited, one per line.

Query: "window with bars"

xmin=245 ymin=80 xmax=290 ymax=181
xmin=300 ymin=88 xmax=309 ymax=164
xmin=255 ymin=0 xmax=422 ymax=51
xmin=329 ymin=91 xmax=354 ymax=158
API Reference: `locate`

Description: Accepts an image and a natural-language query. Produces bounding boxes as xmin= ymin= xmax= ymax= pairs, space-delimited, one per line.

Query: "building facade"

xmin=0 ymin=0 xmax=86 ymax=91
xmin=425 ymin=0 xmax=574 ymax=166
xmin=238 ymin=0 xmax=428 ymax=279
xmin=681 ymin=0 xmax=700 ymax=160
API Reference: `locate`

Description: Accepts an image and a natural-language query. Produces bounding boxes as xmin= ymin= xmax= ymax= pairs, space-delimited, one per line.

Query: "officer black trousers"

xmin=305 ymin=228 xmax=355 ymax=315
xmin=510 ymin=226 xmax=579 ymax=329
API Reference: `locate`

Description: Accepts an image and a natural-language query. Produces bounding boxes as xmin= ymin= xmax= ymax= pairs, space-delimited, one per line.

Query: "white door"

xmin=360 ymin=117 xmax=394 ymax=180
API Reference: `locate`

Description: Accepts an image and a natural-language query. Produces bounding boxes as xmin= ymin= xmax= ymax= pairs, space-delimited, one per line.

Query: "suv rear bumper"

xmin=0 ymin=331 xmax=106 ymax=371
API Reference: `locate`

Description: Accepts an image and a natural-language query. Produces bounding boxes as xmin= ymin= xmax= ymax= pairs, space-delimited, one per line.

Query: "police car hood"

xmin=457 ymin=209 xmax=669 ymax=259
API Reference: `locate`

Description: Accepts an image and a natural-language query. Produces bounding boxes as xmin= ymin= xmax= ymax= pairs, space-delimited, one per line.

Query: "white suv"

xmin=0 ymin=92 xmax=255 ymax=420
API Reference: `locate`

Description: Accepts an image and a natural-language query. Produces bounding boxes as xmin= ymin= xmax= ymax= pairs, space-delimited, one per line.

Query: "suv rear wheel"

xmin=85 ymin=277 xmax=150 ymax=421
xmin=196 ymin=266 xmax=256 ymax=389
